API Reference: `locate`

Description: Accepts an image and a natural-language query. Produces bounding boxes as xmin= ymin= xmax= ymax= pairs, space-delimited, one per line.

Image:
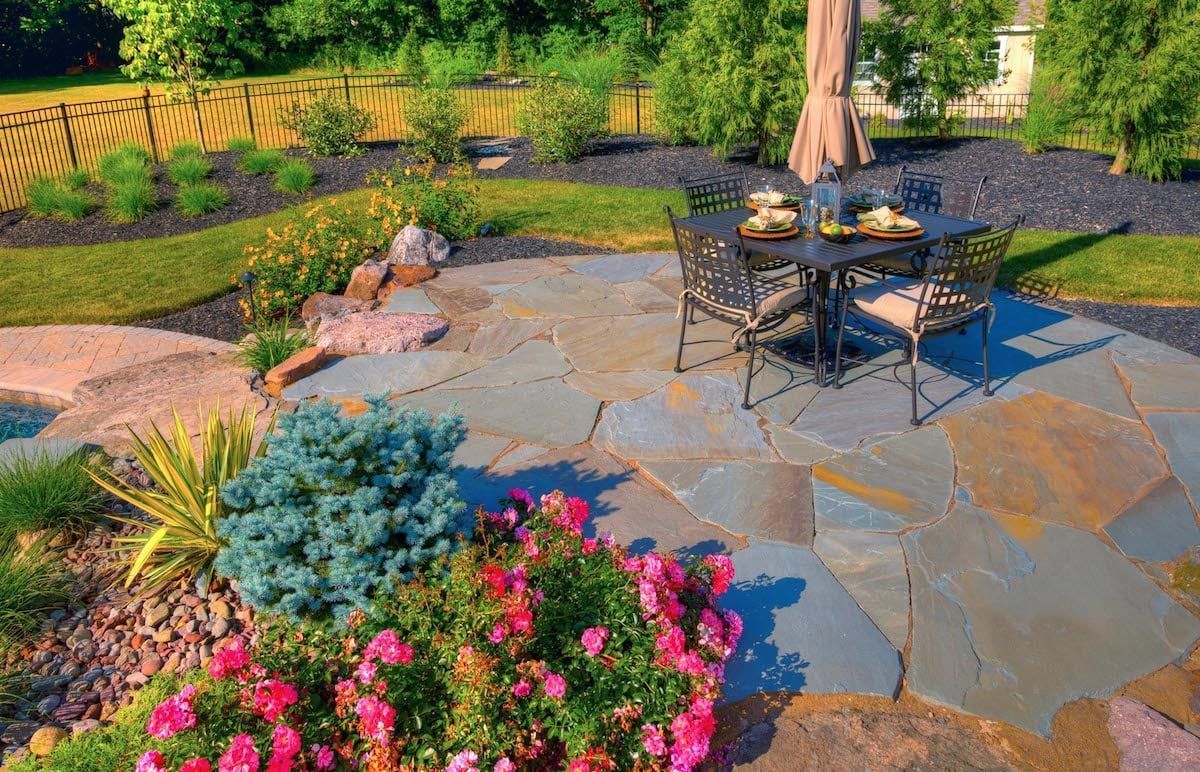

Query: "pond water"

xmin=0 ymin=400 xmax=59 ymax=442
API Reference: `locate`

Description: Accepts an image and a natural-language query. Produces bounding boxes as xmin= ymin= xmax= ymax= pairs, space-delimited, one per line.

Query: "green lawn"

xmin=0 ymin=179 xmax=1194 ymax=328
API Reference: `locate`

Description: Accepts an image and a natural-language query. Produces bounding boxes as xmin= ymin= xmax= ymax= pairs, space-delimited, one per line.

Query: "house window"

xmin=854 ymin=48 xmax=879 ymax=86
xmin=984 ymin=37 xmax=1006 ymax=83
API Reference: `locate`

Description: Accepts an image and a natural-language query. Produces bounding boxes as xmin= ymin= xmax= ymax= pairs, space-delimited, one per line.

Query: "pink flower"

xmin=493 ymin=759 xmax=515 ymax=772
xmin=488 ymin=624 xmax=507 ymax=644
xmin=542 ymin=671 xmax=567 ymax=699
xmin=445 ymin=749 xmax=480 ymax=772
xmin=180 ymin=759 xmax=212 ymax=772
xmin=521 ymin=533 xmax=540 ymax=559
xmin=704 ymin=554 xmax=735 ymax=596
xmin=357 ymin=660 xmax=377 ymax=684
xmin=623 ymin=556 xmax=644 ymax=573
xmin=218 ymin=734 xmax=260 ymax=772
xmin=265 ymin=758 xmax=293 ymax=772
xmin=512 ymin=679 xmax=532 ymax=698
xmin=355 ymin=695 xmax=396 ymax=744
xmin=208 ymin=637 xmax=251 ymax=680
xmin=508 ymin=488 xmax=534 ymax=512
xmin=567 ymin=760 xmax=591 ymax=772
xmin=552 ymin=496 xmax=589 ymax=534
xmin=272 ymin=724 xmax=302 ymax=761
xmin=480 ymin=564 xmax=507 ymax=598
xmin=669 ymin=697 xmax=716 ymax=770
xmin=311 ymin=745 xmax=335 ymax=771
xmin=363 ymin=629 xmax=414 ymax=665
xmin=136 ymin=750 xmax=168 ymax=772
xmin=146 ymin=683 xmax=197 ymax=739
xmin=580 ymin=626 xmax=609 ymax=657
xmin=252 ymin=679 xmax=299 ymax=723
xmin=641 ymin=724 xmax=667 ymax=757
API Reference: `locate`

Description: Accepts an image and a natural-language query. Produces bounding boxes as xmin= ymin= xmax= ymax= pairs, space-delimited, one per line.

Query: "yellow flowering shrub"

xmin=367 ymin=160 xmax=481 ymax=242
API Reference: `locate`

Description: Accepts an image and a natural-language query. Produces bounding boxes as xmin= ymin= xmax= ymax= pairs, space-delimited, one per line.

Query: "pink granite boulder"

xmin=344 ymin=259 xmax=390 ymax=300
xmin=1107 ymin=697 xmax=1200 ymax=770
xmin=300 ymin=292 xmax=373 ymax=325
xmin=315 ymin=312 xmax=448 ymax=355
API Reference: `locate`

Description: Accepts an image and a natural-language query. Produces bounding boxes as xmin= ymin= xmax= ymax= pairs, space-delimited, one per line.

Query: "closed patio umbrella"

xmin=788 ymin=0 xmax=876 ymax=184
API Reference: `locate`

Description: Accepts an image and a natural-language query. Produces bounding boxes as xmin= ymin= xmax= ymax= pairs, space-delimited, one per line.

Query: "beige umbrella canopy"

xmin=788 ymin=0 xmax=876 ymax=184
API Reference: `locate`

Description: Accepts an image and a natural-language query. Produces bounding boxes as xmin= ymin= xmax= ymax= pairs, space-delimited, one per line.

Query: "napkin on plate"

xmin=751 ymin=190 xmax=786 ymax=206
xmin=864 ymin=206 xmax=918 ymax=230
xmin=750 ymin=207 xmax=796 ymax=229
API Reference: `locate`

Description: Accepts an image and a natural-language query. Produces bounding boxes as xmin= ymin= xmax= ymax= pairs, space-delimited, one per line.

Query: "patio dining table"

xmin=679 ymin=207 xmax=991 ymax=386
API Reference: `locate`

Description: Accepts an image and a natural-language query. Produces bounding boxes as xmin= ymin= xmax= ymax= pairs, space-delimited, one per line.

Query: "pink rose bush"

xmin=130 ymin=490 xmax=740 ymax=770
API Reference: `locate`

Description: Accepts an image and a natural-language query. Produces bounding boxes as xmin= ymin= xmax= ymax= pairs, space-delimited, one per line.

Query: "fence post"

xmin=141 ymin=90 xmax=159 ymax=163
xmin=58 ymin=103 xmax=78 ymax=169
xmin=634 ymin=82 xmax=642 ymax=135
xmin=343 ymin=74 xmax=352 ymax=105
xmin=243 ymin=83 xmax=256 ymax=142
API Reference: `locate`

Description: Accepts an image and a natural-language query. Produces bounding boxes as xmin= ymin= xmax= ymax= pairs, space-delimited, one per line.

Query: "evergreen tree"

xmin=494 ymin=26 xmax=514 ymax=75
xmin=399 ymin=26 xmax=426 ymax=81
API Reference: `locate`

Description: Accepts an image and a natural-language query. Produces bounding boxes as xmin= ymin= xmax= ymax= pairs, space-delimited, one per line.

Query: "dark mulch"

xmin=140 ymin=236 xmax=613 ymax=342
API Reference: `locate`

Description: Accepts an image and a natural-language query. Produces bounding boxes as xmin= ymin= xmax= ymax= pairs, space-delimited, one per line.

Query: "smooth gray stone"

xmin=812 ymin=426 xmax=954 ymax=533
xmin=814 ymin=530 xmax=910 ymax=650
xmin=903 ymin=501 xmax=1200 ymax=736
xmin=428 ymin=258 xmax=564 ymax=288
xmin=440 ymin=340 xmax=571 ymax=389
xmin=553 ymin=312 xmax=738 ymax=373
xmin=492 ymin=443 xmax=551 ymax=470
xmin=1003 ymin=349 xmax=1137 ymax=420
xmin=451 ymin=432 xmax=512 ymax=477
xmin=0 ymin=437 xmax=95 ymax=469
xmin=282 ymin=352 xmax=483 ymax=400
xmin=468 ymin=320 xmax=553 ymax=359
xmin=497 ymin=273 xmax=638 ymax=318
xmin=1146 ymin=412 xmax=1200 ymax=504
xmin=722 ymin=541 xmax=903 ymax=702
xmin=562 ymin=370 xmax=677 ymax=402
xmin=743 ymin=358 xmax=820 ymax=426
xmin=1115 ymin=358 xmax=1200 ymax=411
xmin=397 ymin=379 xmax=599 ymax=448
xmin=766 ymin=426 xmax=838 ymax=465
xmin=1104 ymin=477 xmax=1200 ymax=563
xmin=593 ymin=373 xmax=776 ymax=461
xmin=382 ymin=289 xmax=442 ymax=315
xmin=569 ymin=253 xmax=672 ymax=284
xmin=640 ymin=459 xmax=813 ymax=546
xmin=616 ymin=280 xmax=678 ymax=312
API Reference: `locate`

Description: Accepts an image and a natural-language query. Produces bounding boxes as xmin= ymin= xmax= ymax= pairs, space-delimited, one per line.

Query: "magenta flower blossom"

xmin=311 ymin=744 xmax=336 ymax=771
xmin=136 ymin=750 xmax=168 ymax=772
xmin=580 ymin=626 xmax=610 ymax=657
xmin=179 ymin=759 xmax=212 ymax=772
xmin=641 ymin=724 xmax=667 ymax=757
xmin=489 ymin=623 xmax=507 ymax=644
xmin=355 ymin=695 xmax=396 ymax=744
xmin=272 ymin=724 xmax=302 ymax=761
xmin=218 ymin=734 xmax=260 ymax=772
xmin=363 ymin=629 xmax=414 ymax=665
xmin=669 ymin=697 xmax=716 ymax=770
xmin=208 ymin=637 xmax=251 ymax=680
xmin=252 ymin=679 xmax=299 ymax=723
xmin=146 ymin=683 xmax=197 ymax=739
xmin=493 ymin=759 xmax=516 ymax=772
xmin=357 ymin=660 xmax=377 ymax=684
xmin=512 ymin=678 xmax=532 ymax=698
xmin=508 ymin=487 xmax=534 ymax=512
xmin=543 ymin=671 xmax=567 ymax=699
xmin=445 ymin=749 xmax=480 ymax=772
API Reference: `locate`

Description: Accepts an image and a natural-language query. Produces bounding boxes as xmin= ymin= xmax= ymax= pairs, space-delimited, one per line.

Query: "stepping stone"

xmin=423 ymin=285 xmax=494 ymax=319
xmin=569 ymin=253 xmax=673 ymax=284
xmin=765 ymin=426 xmax=838 ymax=465
xmin=1116 ymin=358 xmax=1200 ymax=411
xmin=722 ymin=541 xmax=903 ymax=703
xmin=451 ymin=432 xmax=512 ymax=476
xmin=397 ymin=379 xmax=599 ymax=448
xmin=640 ymin=460 xmax=813 ymax=546
xmin=554 ymin=313 xmax=736 ymax=373
xmin=381 ymin=289 xmax=442 ymax=315
xmin=903 ymin=501 xmax=1200 ymax=736
xmin=814 ymin=530 xmax=910 ymax=650
xmin=429 ymin=258 xmax=564 ymax=288
xmin=440 ymin=341 xmax=570 ymax=389
xmin=315 ymin=311 xmax=448 ymax=355
xmin=1002 ymin=349 xmax=1137 ymax=420
xmin=456 ymin=444 xmax=742 ymax=558
xmin=616 ymin=280 xmax=678 ymax=312
xmin=812 ymin=426 xmax=954 ymax=533
xmin=1104 ymin=477 xmax=1200 ymax=563
xmin=593 ymin=373 xmax=776 ymax=462
xmin=0 ymin=438 xmax=95 ymax=469
xmin=563 ymin=370 xmax=676 ymax=402
xmin=283 ymin=352 xmax=484 ymax=400
xmin=1146 ymin=412 xmax=1200 ymax=504
xmin=426 ymin=324 xmax=476 ymax=353
xmin=468 ymin=320 xmax=553 ymax=359
xmin=943 ymin=390 xmax=1165 ymax=530
xmin=497 ymin=274 xmax=638 ymax=318
xmin=476 ymin=155 xmax=510 ymax=170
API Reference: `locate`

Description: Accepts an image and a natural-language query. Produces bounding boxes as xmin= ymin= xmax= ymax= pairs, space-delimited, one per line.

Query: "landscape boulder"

xmin=315 ymin=311 xmax=448 ymax=355
xmin=263 ymin=346 xmax=329 ymax=398
xmin=344 ymin=259 xmax=390 ymax=300
xmin=386 ymin=225 xmax=451 ymax=266
xmin=300 ymin=292 xmax=374 ymax=326
xmin=28 ymin=727 xmax=69 ymax=757
xmin=377 ymin=265 xmax=437 ymax=299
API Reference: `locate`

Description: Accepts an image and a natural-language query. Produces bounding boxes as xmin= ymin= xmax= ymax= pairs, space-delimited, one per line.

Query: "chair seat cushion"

xmin=851 ymin=278 xmax=971 ymax=330
xmin=758 ymin=286 xmax=808 ymax=315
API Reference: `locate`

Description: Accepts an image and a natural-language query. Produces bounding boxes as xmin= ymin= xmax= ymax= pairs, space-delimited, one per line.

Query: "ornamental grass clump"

xmin=272 ymin=158 xmax=317 ymax=195
xmin=215 ymin=396 xmax=468 ymax=622
xmin=236 ymin=314 xmax=313 ymax=373
xmin=0 ymin=447 xmax=108 ymax=535
xmin=115 ymin=488 xmax=740 ymax=771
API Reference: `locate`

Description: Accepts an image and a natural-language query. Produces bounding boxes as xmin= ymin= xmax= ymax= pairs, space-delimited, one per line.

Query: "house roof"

xmin=860 ymin=0 xmax=1035 ymax=26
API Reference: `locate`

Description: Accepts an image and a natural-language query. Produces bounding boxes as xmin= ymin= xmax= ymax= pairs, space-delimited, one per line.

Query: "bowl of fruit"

xmin=818 ymin=221 xmax=856 ymax=244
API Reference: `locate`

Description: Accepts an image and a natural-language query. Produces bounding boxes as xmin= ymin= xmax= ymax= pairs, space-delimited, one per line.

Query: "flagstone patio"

xmin=278 ymin=252 xmax=1200 ymax=738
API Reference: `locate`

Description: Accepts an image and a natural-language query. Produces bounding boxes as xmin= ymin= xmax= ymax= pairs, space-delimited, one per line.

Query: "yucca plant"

xmin=87 ymin=404 xmax=273 ymax=594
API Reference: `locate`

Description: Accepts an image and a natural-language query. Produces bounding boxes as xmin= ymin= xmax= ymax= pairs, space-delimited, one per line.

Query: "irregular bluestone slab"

xmin=1005 ymin=349 xmax=1137 ymax=420
xmin=1116 ymin=358 xmax=1200 ymax=411
xmin=423 ymin=285 xmax=493 ymax=319
xmin=440 ymin=340 xmax=570 ymax=390
xmin=468 ymin=320 xmax=554 ymax=359
xmin=428 ymin=258 xmax=564 ymax=288
xmin=942 ymin=391 xmax=1166 ymax=530
xmin=743 ymin=358 xmax=820 ymax=426
xmin=553 ymin=313 xmax=736 ymax=373
xmin=594 ymin=374 xmax=776 ymax=461
xmin=812 ymin=426 xmax=954 ymax=533
xmin=396 ymin=379 xmax=599 ymax=448
xmin=722 ymin=541 xmax=903 ymax=703
xmin=640 ymin=460 xmax=813 ymax=546
xmin=1107 ymin=697 xmax=1200 ymax=771
xmin=1104 ymin=477 xmax=1200 ymax=563
xmin=1145 ymin=412 xmax=1200 ymax=505
xmin=616 ymin=281 xmax=678 ymax=313
xmin=563 ymin=370 xmax=676 ymax=402
xmin=451 ymin=431 xmax=512 ymax=477
xmin=381 ymin=288 xmax=442 ymax=315
xmin=766 ymin=426 xmax=838 ymax=466
xmin=455 ymin=443 xmax=742 ymax=558
xmin=903 ymin=502 xmax=1200 ymax=736
xmin=568 ymin=253 xmax=673 ymax=284
xmin=813 ymin=530 xmax=910 ymax=650
xmin=497 ymin=273 xmax=637 ymax=318
xmin=283 ymin=351 xmax=484 ymax=401
xmin=315 ymin=312 xmax=448 ymax=355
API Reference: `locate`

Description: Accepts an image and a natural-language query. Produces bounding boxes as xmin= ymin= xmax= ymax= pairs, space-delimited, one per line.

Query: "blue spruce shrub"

xmin=216 ymin=395 xmax=467 ymax=621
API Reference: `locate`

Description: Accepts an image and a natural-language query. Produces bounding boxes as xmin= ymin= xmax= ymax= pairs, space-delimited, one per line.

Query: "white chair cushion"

xmin=758 ymin=286 xmax=808 ymax=315
xmin=851 ymin=279 xmax=970 ymax=330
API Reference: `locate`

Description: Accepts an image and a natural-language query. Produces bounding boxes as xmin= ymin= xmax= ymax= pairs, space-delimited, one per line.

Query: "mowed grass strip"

xmin=0 ymin=179 xmax=1195 ymax=328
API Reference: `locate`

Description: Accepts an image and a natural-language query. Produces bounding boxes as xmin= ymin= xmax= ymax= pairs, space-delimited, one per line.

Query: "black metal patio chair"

xmin=833 ymin=217 xmax=1023 ymax=425
xmin=667 ymin=207 xmax=814 ymax=410
xmin=679 ymin=171 xmax=798 ymax=275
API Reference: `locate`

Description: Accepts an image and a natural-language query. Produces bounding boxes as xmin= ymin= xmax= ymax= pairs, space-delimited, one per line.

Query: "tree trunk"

xmin=937 ymin=99 xmax=950 ymax=141
xmin=1109 ymin=128 xmax=1133 ymax=175
xmin=191 ymin=96 xmax=208 ymax=155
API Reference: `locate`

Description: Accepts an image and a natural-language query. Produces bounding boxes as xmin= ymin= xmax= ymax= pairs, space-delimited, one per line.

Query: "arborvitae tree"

xmin=494 ymin=26 xmax=514 ymax=75
xmin=1038 ymin=0 xmax=1200 ymax=180
xmin=399 ymin=26 xmax=427 ymax=82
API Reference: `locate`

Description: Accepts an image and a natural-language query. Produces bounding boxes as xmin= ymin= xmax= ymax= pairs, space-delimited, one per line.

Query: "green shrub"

xmin=278 ymin=91 xmax=376 ymax=157
xmin=1022 ymin=75 xmax=1069 ymax=154
xmin=0 ymin=447 xmax=107 ymax=535
xmin=216 ymin=396 xmax=467 ymax=621
xmin=237 ymin=148 xmax=284 ymax=175
xmin=97 ymin=143 xmax=152 ymax=185
xmin=273 ymin=158 xmax=316 ymax=195
xmin=515 ymin=79 xmax=608 ymax=163
xmin=26 ymin=176 xmax=94 ymax=221
xmin=88 ymin=405 xmax=271 ymax=593
xmin=368 ymin=160 xmax=481 ymax=241
xmin=167 ymin=154 xmax=213 ymax=186
xmin=226 ymin=135 xmax=256 ymax=154
xmin=399 ymin=27 xmax=427 ymax=81
xmin=403 ymin=86 xmax=467 ymax=162
xmin=243 ymin=200 xmax=382 ymax=316
xmin=495 ymin=27 xmax=515 ymax=75
xmin=62 ymin=168 xmax=90 ymax=189
xmin=236 ymin=314 xmax=313 ymax=372
xmin=175 ymin=182 xmax=229 ymax=217
xmin=168 ymin=142 xmax=202 ymax=160
xmin=0 ymin=539 xmax=68 ymax=650
xmin=106 ymin=179 xmax=157 ymax=223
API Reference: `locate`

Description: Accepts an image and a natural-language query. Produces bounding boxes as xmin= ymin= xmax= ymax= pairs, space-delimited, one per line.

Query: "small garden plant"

xmin=237 ymin=148 xmax=284 ymax=176
xmin=166 ymin=154 xmax=213 ymax=186
xmin=24 ymin=174 xmax=93 ymax=221
xmin=216 ymin=397 xmax=468 ymax=621
xmin=226 ymin=136 xmax=256 ymax=154
xmin=515 ymin=79 xmax=609 ymax=162
xmin=0 ymin=447 xmax=107 ymax=535
xmin=168 ymin=142 xmax=202 ymax=161
xmin=175 ymin=182 xmax=230 ymax=217
xmin=0 ymin=538 xmax=68 ymax=654
xmin=236 ymin=314 xmax=313 ymax=373
xmin=279 ymin=91 xmax=376 ymax=157
xmin=273 ymin=158 xmax=317 ymax=195
xmin=98 ymin=143 xmax=157 ymax=223
xmin=368 ymin=159 xmax=481 ymax=241
xmin=403 ymin=84 xmax=468 ymax=162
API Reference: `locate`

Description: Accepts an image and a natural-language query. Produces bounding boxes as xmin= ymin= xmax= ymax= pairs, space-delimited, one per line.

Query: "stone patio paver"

xmin=569 ymin=253 xmax=673 ymax=284
xmin=497 ymin=273 xmax=638 ymax=318
xmin=553 ymin=313 xmax=737 ymax=373
xmin=468 ymin=320 xmax=554 ymax=359
xmin=439 ymin=340 xmax=570 ymax=390
xmin=562 ymin=370 xmax=677 ymax=402
xmin=1145 ymin=412 xmax=1200 ymax=504
xmin=381 ymin=288 xmax=442 ymax=315
xmin=765 ymin=425 xmax=838 ymax=465
xmin=1115 ymin=358 xmax=1200 ymax=411
xmin=998 ymin=348 xmax=1138 ymax=420
xmin=1104 ymin=477 xmax=1200 ymax=563
xmin=813 ymin=530 xmax=910 ymax=649
xmin=283 ymin=351 xmax=484 ymax=401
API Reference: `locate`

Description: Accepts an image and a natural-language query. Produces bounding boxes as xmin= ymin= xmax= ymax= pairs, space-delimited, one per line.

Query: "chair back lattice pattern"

xmin=913 ymin=218 xmax=1021 ymax=331
xmin=680 ymin=171 xmax=749 ymax=217
xmin=893 ymin=166 xmax=987 ymax=219
xmin=668 ymin=216 xmax=760 ymax=323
